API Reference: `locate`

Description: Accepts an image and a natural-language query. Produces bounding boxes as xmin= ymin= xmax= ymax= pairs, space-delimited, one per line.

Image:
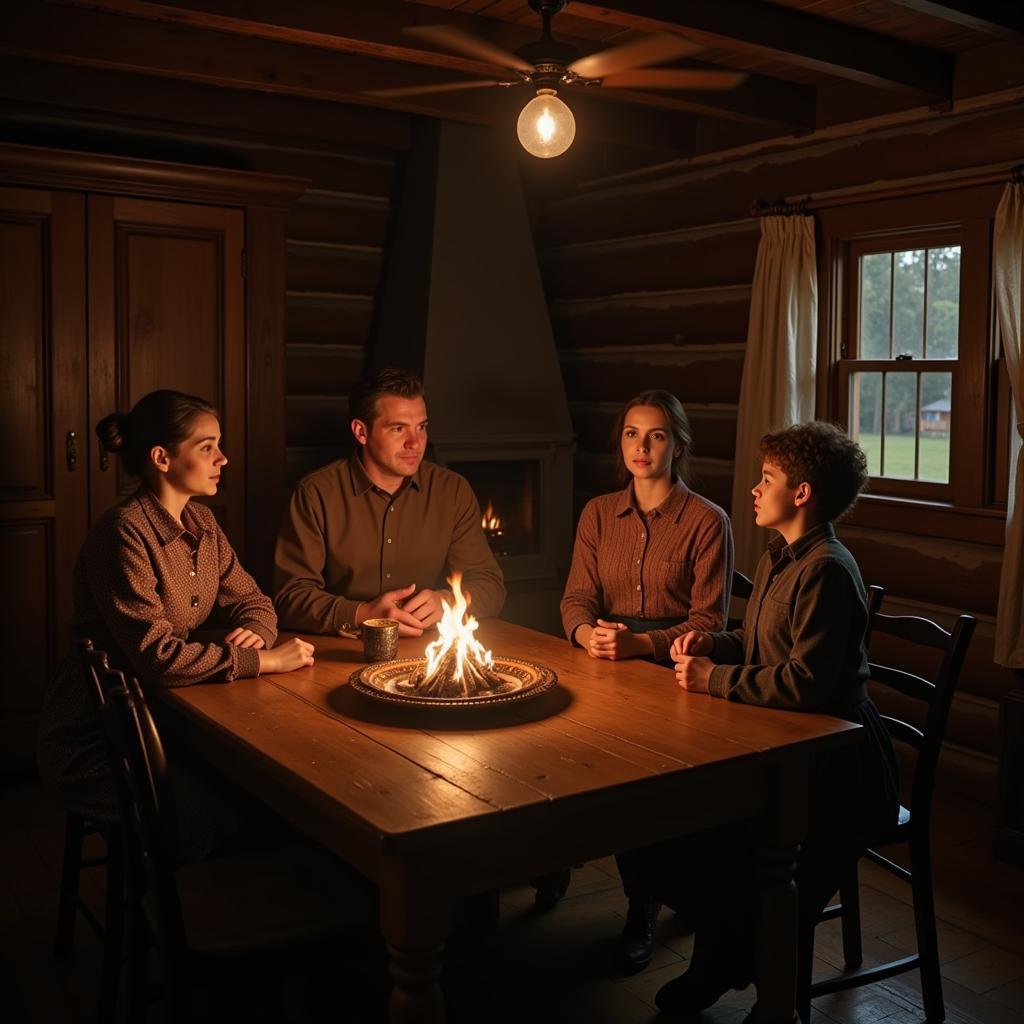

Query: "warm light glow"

xmin=423 ymin=573 xmax=495 ymax=684
xmin=481 ymin=501 xmax=503 ymax=533
xmin=517 ymin=89 xmax=575 ymax=159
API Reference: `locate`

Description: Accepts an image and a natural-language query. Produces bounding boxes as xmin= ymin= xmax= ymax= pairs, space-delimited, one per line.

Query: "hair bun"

xmin=95 ymin=412 xmax=129 ymax=453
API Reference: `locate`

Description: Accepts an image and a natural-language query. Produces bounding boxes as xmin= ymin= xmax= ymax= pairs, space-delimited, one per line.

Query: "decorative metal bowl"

xmin=349 ymin=656 xmax=557 ymax=708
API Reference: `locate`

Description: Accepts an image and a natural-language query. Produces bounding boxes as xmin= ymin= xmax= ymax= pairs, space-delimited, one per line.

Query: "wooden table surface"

xmin=162 ymin=619 xmax=861 ymax=1024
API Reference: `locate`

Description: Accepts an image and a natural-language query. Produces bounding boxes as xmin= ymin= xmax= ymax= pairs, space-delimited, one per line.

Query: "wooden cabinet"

xmin=0 ymin=145 xmax=305 ymax=771
xmin=0 ymin=187 xmax=89 ymax=767
xmin=87 ymin=196 xmax=246 ymax=542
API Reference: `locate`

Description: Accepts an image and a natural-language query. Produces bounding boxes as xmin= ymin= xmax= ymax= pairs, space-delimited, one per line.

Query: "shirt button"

xmin=190 ymin=596 xmax=199 ymax=607
xmin=636 ymin=559 xmax=641 ymax=564
xmin=189 ymin=570 xmax=196 ymax=577
xmin=385 ymin=572 xmax=391 ymax=580
xmin=389 ymin=506 xmax=394 ymax=513
xmin=636 ymin=584 xmax=641 ymax=591
xmin=386 ymin=538 xmax=392 ymax=544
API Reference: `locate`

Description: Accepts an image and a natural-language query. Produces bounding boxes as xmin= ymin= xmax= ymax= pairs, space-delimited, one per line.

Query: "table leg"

xmin=753 ymin=759 xmax=808 ymax=1024
xmin=379 ymin=860 xmax=451 ymax=1024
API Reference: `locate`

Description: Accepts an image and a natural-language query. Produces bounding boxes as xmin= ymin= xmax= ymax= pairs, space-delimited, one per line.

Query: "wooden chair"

xmin=727 ymin=569 xmax=754 ymax=630
xmin=53 ymin=641 xmax=127 ymax=1024
xmin=802 ymin=586 xmax=976 ymax=1023
xmin=94 ymin=664 xmax=374 ymax=1021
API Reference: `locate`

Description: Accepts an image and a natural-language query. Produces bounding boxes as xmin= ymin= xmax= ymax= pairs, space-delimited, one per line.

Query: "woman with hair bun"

xmin=38 ymin=390 xmax=314 ymax=850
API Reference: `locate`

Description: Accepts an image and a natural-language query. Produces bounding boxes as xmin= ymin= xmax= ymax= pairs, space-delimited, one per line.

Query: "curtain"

xmin=994 ymin=183 xmax=1024 ymax=668
xmin=730 ymin=215 xmax=818 ymax=576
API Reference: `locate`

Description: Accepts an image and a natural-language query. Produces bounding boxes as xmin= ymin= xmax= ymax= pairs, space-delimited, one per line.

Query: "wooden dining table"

xmin=160 ymin=618 xmax=861 ymax=1024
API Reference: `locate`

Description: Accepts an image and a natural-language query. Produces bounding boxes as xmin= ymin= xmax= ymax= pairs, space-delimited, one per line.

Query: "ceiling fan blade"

xmin=568 ymin=33 xmax=700 ymax=80
xmin=403 ymin=24 xmax=534 ymax=74
xmin=365 ymin=79 xmax=503 ymax=99
xmin=601 ymin=68 xmax=749 ymax=90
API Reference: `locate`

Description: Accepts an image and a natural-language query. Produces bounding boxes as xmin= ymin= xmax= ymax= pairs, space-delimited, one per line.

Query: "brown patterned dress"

xmin=37 ymin=487 xmax=277 ymax=823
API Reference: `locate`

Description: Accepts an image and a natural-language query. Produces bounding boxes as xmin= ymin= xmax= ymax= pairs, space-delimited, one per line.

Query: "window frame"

xmin=817 ymin=184 xmax=1007 ymax=545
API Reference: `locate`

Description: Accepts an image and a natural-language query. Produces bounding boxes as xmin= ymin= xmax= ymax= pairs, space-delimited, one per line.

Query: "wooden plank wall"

xmin=284 ymin=166 xmax=399 ymax=485
xmin=533 ymin=100 xmax=1024 ymax=805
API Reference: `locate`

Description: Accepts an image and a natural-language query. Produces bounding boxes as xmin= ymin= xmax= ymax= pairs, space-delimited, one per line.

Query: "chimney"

xmin=371 ymin=119 xmax=574 ymax=632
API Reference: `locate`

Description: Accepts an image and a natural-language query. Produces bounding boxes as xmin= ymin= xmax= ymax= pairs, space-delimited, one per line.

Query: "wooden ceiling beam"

xmin=44 ymin=0 xmax=814 ymax=129
xmin=569 ymin=0 xmax=954 ymax=98
xmin=2 ymin=3 xmax=694 ymax=155
xmin=886 ymin=1 xmax=1024 ymax=42
xmin=0 ymin=57 xmax=413 ymax=153
xmin=49 ymin=0 xmax=537 ymax=79
xmin=602 ymin=65 xmax=814 ymax=130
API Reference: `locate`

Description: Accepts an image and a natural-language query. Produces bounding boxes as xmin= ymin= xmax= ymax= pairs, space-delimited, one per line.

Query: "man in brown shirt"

xmin=274 ymin=368 xmax=505 ymax=635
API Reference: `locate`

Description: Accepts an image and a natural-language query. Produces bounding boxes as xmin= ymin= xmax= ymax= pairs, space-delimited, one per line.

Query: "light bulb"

xmin=517 ymin=89 xmax=575 ymax=159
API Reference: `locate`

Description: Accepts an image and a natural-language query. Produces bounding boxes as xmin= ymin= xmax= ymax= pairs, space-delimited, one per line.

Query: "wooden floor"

xmin=2 ymin=777 xmax=1022 ymax=1023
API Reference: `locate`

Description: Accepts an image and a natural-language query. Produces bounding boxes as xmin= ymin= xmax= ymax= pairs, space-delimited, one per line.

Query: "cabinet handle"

xmin=65 ymin=431 xmax=78 ymax=472
xmin=98 ymin=437 xmax=109 ymax=472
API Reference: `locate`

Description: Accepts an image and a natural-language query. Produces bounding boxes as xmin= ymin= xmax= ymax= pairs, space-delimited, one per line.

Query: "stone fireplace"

xmin=370 ymin=119 xmax=574 ymax=632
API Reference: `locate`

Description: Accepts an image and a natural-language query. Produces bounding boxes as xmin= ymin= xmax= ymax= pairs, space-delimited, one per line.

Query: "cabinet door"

xmin=0 ymin=187 xmax=88 ymax=767
xmin=87 ymin=196 xmax=246 ymax=550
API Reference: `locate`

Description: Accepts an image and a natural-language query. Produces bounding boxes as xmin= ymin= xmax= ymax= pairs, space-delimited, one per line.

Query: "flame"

xmin=423 ymin=572 xmax=494 ymax=682
xmin=481 ymin=501 xmax=503 ymax=532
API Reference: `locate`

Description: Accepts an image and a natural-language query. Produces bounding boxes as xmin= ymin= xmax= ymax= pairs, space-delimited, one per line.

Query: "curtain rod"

xmin=750 ymin=162 xmax=1023 ymax=217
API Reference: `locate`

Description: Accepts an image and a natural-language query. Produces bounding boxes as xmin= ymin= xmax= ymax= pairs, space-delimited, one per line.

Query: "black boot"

xmin=654 ymin=962 xmax=752 ymax=1013
xmin=618 ymin=897 xmax=661 ymax=973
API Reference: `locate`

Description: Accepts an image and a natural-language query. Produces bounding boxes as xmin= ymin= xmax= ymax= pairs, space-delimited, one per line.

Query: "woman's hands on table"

xmin=576 ymin=620 xmax=654 ymax=661
xmin=258 ymin=637 xmax=315 ymax=674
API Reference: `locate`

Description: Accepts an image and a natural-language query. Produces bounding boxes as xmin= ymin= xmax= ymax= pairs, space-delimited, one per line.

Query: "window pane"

xmin=860 ymin=253 xmax=891 ymax=359
xmin=926 ymin=246 xmax=960 ymax=358
xmin=850 ymin=372 xmax=882 ymax=476
xmin=919 ymin=371 xmax=952 ymax=482
xmin=882 ymin=372 xmax=918 ymax=479
xmin=892 ymin=250 xmax=925 ymax=359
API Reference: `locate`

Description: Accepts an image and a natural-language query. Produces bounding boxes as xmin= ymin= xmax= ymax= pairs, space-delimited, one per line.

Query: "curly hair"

xmin=349 ymin=367 xmax=425 ymax=426
xmin=758 ymin=421 xmax=868 ymax=522
xmin=613 ymin=389 xmax=692 ymax=484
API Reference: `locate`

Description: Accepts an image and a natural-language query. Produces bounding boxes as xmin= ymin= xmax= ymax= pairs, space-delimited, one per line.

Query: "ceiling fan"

xmin=367 ymin=0 xmax=748 ymax=158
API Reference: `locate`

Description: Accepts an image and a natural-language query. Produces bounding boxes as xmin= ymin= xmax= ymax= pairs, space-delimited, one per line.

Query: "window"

xmin=819 ymin=185 xmax=1009 ymax=543
xmin=841 ymin=235 xmax=960 ymax=499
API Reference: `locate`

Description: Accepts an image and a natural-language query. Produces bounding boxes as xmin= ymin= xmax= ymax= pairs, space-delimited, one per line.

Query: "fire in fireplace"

xmin=449 ymin=458 xmax=541 ymax=557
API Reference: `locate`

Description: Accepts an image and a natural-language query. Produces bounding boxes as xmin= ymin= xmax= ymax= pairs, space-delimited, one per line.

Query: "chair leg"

xmin=910 ymin=840 xmax=945 ymax=1023
xmin=797 ymin=922 xmax=814 ymax=1024
xmin=838 ymin=863 xmax=863 ymax=969
xmin=126 ymin=904 xmax=150 ymax=1024
xmin=55 ymin=811 xmax=86 ymax=956
xmin=97 ymin=827 xmax=125 ymax=1024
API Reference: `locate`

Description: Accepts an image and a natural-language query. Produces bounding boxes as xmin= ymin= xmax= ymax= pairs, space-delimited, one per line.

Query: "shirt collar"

xmin=768 ymin=520 xmax=836 ymax=567
xmin=134 ymin=486 xmax=209 ymax=546
xmin=348 ymin=450 xmax=422 ymax=498
xmin=614 ymin=478 xmax=690 ymax=520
